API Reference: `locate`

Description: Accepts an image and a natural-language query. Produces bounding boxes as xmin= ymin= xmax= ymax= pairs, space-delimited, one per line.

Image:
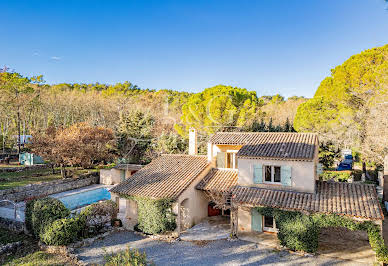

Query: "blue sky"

xmin=0 ymin=0 xmax=387 ymax=97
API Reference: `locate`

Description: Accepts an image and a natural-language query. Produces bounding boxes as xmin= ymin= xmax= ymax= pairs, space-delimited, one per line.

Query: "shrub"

xmin=40 ymin=216 xmax=85 ymax=246
xmin=25 ymin=197 xmax=70 ymax=237
xmin=319 ymin=171 xmax=351 ymax=182
xmin=104 ymin=247 xmax=148 ymax=266
xmin=134 ymin=197 xmax=176 ymax=235
xmin=256 ymin=207 xmax=388 ymax=263
xmin=276 ymin=215 xmax=318 ymax=253
xmin=79 ymin=200 xmax=118 ymax=235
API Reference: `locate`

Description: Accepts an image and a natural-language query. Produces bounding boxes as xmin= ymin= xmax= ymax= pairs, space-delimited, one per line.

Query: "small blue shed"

xmin=19 ymin=152 xmax=45 ymax=166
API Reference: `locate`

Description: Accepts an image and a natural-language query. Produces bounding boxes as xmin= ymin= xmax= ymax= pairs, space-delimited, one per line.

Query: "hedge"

xmin=256 ymin=207 xmax=388 ymax=263
xmin=129 ymin=196 xmax=176 ymax=235
xmin=40 ymin=216 xmax=85 ymax=246
xmin=319 ymin=171 xmax=351 ymax=182
xmin=25 ymin=197 xmax=70 ymax=238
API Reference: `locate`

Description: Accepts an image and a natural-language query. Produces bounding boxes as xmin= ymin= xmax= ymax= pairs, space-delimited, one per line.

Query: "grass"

xmin=0 ymin=168 xmax=62 ymax=190
xmin=4 ymin=251 xmax=74 ymax=266
xmin=0 ymin=167 xmax=97 ymax=190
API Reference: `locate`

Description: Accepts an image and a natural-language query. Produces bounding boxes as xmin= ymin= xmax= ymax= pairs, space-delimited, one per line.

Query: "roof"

xmin=196 ymin=168 xmax=238 ymax=193
xmin=113 ymin=164 xmax=143 ymax=171
xmin=232 ymin=181 xmax=383 ymax=220
xmin=209 ymin=132 xmax=318 ymax=161
xmin=110 ymin=154 xmax=209 ymax=200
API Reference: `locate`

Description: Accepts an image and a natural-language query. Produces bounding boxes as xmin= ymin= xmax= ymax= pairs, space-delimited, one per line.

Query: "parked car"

xmin=336 ymin=154 xmax=353 ymax=171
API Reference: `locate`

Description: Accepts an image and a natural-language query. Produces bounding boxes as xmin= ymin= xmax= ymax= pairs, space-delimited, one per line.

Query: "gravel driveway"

xmin=74 ymin=231 xmax=368 ymax=265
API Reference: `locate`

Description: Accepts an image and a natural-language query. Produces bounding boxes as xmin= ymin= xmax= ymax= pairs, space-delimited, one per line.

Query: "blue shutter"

xmin=251 ymin=208 xmax=262 ymax=232
xmin=253 ymin=164 xmax=263 ymax=184
xmin=281 ymin=165 xmax=292 ymax=186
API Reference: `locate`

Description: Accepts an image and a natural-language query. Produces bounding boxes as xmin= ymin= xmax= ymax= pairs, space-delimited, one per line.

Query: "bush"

xmin=79 ymin=200 xmax=118 ymax=235
xmin=277 ymin=215 xmax=318 ymax=253
xmin=319 ymin=171 xmax=351 ymax=182
xmin=134 ymin=197 xmax=176 ymax=235
xmin=40 ymin=217 xmax=85 ymax=246
xmin=25 ymin=197 xmax=70 ymax=237
xmin=104 ymin=247 xmax=148 ymax=266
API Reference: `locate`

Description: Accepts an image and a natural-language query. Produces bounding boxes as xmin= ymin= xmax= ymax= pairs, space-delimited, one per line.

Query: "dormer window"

xmin=216 ymin=151 xmax=238 ymax=169
xmin=264 ymin=165 xmax=282 ymax=184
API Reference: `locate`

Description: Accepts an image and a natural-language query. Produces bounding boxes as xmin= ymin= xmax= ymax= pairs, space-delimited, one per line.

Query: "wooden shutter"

xmin=281 ymin=165 xmax=292 ymax=186
xmin=253 ymin=164 xmax=263 ymax=184
xmin=251 ymin=208 xmax=262 ymax=232
xmin=216 ymin=152 xmax=226 ymax=168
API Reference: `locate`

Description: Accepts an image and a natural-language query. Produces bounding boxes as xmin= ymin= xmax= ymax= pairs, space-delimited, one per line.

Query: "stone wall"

xmin=0 ymin=164 xmax=49 ymax=173
xmin=0 ymin=173 xmax=99 ymax=203
xmin=0 ymin=217 xmax=25 ymax=232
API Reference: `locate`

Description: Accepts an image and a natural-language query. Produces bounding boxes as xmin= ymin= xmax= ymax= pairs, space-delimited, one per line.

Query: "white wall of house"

xmin=176 ymin=164 xmax=212 ymax=232
xmin=238 ymin=158 xmax=316 ymax=193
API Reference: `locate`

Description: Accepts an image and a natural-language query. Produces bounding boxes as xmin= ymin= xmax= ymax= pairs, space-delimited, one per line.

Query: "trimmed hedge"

xmin=319 ymin=171 xmax=351 ymax=182
xmin=130 ymin=196 xmax=176 ymax=235
xmin=256 ymin=207 xmax=388 ymax=263
xmin=25 ymin=197 xmax=70 ymax=237
xmin=40 ymin=216 xmax=85 ymax=246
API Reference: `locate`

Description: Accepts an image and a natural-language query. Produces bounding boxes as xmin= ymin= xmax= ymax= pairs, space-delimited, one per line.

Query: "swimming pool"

xmin=57 ymin=188 xmax=111 ymax=210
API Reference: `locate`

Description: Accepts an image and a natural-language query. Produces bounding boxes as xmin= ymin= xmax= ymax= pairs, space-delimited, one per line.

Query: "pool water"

xmin=57 ymin=188 xmax=111 ymax=210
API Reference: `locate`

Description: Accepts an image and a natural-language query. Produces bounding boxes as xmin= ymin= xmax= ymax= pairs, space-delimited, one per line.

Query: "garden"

xmin=0 ymin=196 xmax=151 ymax=265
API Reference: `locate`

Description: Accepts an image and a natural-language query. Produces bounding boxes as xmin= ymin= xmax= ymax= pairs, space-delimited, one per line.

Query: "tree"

xmin=0 ymin=70 xmax=43 ymax=154
xmin=176 ymin=85 xmax=258 ymax=136
xmin=318 ymin=142 xmax=341 ymax=169
xmin=294 ymin=44 xmax=388 ymax=163
xmin=30 ymin=123 xmax=115 ymax=176
xmin=116 ymin=110 xmax=155 ymax=164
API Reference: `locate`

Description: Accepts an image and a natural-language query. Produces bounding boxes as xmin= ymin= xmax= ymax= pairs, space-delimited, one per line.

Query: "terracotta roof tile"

xmin=110 ymin=154 xmax=209 ymax=200
xmin=232 ymin=181 xmax=383 ymax=220
xmin=196 ymin=168 xmax=238 ymax=193
xmin=209 ymin=132 xmax=318 ymax=161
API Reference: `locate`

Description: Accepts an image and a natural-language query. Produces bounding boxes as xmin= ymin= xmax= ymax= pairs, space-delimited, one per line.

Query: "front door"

xmin=251 ymin=208 xmax=262 ymax=232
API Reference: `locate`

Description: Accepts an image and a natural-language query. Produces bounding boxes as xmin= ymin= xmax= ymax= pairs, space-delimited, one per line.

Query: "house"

xmin=110 ymin=129 xmax=383 ymax=237
xmin=100 ymin=164 xmax=143 ymax=185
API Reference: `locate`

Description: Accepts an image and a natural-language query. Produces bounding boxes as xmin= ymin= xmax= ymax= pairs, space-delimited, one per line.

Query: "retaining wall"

xmin=0 ymin=173 xmax=99 ymax=203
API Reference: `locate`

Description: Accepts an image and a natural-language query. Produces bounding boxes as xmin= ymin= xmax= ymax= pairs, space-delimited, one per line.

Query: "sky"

xmin=0 ymin=0 xmax=387 ymax=98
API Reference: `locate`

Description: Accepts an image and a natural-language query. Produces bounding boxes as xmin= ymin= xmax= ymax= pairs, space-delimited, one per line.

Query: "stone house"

xmin=110 ymin=130 xmax=383 ymax=236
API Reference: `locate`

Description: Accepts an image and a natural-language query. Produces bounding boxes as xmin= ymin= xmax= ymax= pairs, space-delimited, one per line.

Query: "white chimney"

xmin=189 ymin=128 xmax=198 ymax=155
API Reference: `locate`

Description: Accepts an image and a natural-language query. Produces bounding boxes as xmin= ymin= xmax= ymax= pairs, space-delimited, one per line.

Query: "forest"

xmin=0 ymin=44 xmax=387 ymax=167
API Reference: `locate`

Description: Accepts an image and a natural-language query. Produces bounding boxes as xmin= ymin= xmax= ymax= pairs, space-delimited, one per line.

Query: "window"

xmin=265 ymin=166 xmax=272 ymax=182
xmin=263 ymin=215 xmax=277 ymax=232
xmin=263 ymin=165 xmax=281 ymax=184
xmin=219 ymin=151 xmax=237 ymax=169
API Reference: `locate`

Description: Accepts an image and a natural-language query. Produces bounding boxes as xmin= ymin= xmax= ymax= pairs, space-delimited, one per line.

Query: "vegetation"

xmin=318 ymin=142 xmax=341 ymax=169
xmin=256 ymin=207 xmax=388 ymax=263
xmin=294 ymin=44 xmax=388 ymax=164
xmin=319 ymin=171 xmax=351 ymax=182
xmin=40 ymin=217 xmax=85 ymax=246
xmin=25 ymin=197 xmax=70 ymax=238
xmin=4 ymin=251 xmax=74 ymax=266
xmin=0 ymin=228 xmax=30 ymax=245
xmin=30 ymin=123 xmax=115 ymax=176
xmin=104 ymin=247 xmax=149 ymax=266
xmin=131 ymin=196 xmax=176 ymax=234
xmin=0 ymin=168 xmax=62 ymax=190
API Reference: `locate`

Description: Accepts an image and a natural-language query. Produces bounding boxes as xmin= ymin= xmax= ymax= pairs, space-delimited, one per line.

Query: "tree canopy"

xmin=294 ymin=44 xmax=388 ymax=163
xmin=176 ymin=85 xmax=258 ymax=135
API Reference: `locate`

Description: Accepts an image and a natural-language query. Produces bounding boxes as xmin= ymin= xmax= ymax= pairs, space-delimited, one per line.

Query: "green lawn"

xmin=0 ymin=168 xmax=97 ymax=190
xmin=0 ymin=168 xmax=62 ymax=190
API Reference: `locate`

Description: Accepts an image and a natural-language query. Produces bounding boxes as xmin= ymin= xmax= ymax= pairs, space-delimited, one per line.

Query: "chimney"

xmin=189 ymin=128 xmax=198 ymax=155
